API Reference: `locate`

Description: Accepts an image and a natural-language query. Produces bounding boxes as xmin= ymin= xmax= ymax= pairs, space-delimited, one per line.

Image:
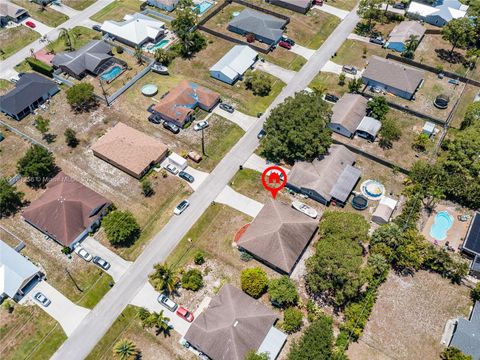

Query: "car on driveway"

xmin=74 ymin=245 xmax=93 ymax=262
xmin=278 ymin=41 xmax=292 ymax=50
xmin=179 ymin=171 xmax=194 ymax=183
xmin=93 ymin=256 xmax=111 ymax=270
xmin=92 ymin=24 xmax=101 ymax=32
xmin=176 ymin=306 xmax=194 ymax=322
xmin=219 ymin=103 xmax=234 ymax=113
xmin=342 ymin=65 xmax=357 ymax=75
xmin=158 ymin=294 xmax=178 ymax=312
xmin=393 ymin=2 xmax=405 ymax=9
xmin=193 ymin=120 xmax=209 ymax=131
xmin=163 ymin=121 xmax=180 ymax=134
xmin=369 ymin=36 xmax=386 ymax=46
xmin=257 ymin=129 xmax=266 ymax=139
xmin=165 ymin=163 xmax=179 ymax=175
xmin=324 ymin=93 xmax=339 ymax=102
xmin=148 ymin=114 xmax=162 ymax=124
xmin=281 ymin=36 xmax=295 ymax=46
xmin=34 ymin=292 xmax=51 ymax=307
xmin=25 ymin=21 xmax=36 ymax=28
xmin=174 ymin=200 xmax=189 ymax=215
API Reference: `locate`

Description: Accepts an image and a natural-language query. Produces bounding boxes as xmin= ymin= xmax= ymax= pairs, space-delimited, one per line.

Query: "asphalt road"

xmin=52 ymin=7 xmax=360 ymax=360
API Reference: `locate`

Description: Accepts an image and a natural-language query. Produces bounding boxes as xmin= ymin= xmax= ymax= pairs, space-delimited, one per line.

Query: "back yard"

xmin=332 ymin=39 xmax=388 ymax=70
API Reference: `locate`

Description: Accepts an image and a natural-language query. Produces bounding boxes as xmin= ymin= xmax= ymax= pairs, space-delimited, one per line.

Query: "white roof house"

xmin=101 ymin=13 xmax=165 ymax=47
xmin=407 ymin=1 xmax=468 ymax=26
xmin=372 ymin=196 xmax=398 ymax=225
xmin=210 ymin=45 xmax=258 ymax=84
xmin=0 ymin=240 xmax=42 ymax=301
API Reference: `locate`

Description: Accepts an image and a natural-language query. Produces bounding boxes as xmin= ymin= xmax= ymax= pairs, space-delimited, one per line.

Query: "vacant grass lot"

xmin=0 ymin=26 xmax=40 ymax=60
xmin=309 ymin=72 xmax=348 ymax=96
xmin=332 ymin=39 xmax=388 ymax=69
xmin=0 ymin=129 xmax=31 ymax=178
xmin=12 ymin=0 xmax=69 ymax=27
xmin=1 ymin=304 xmax=67 ymax=360
xmin=450 ymin=84 xmax=479 ymax=129
xmin=62 ymin=0 xmax=96 ymax=10
xmin=90 ymin=0 xmax=142 ymax=22
xmin=321 ymin=0 xmax=357 ymax=10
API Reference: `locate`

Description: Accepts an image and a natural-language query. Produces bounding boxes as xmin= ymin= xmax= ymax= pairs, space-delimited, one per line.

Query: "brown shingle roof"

xmin=331 ymin=94 xmax=368 ymax=133
xmin=184 ymin=284 xmax=278 ymax=360
xmin=22 ymin=172 xmax=110 ymax=247
xmin=91 ymin=122 xmax=168 ymax=178
xmin=237 ymin=200 xmax=318 ymax=274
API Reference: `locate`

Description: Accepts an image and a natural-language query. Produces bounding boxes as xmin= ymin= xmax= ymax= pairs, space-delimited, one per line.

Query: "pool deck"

xmin=421 ymin=204 xmax=473 ymax=251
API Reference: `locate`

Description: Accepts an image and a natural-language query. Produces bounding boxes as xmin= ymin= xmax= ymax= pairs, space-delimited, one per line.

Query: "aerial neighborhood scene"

xmin=1 ymin=0 xmax=480 ymax=359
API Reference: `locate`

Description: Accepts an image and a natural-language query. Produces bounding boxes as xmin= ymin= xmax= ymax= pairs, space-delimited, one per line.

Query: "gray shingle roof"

xmin=356 ymin=116 xmax=382 ymax=137
xmin=449 ymin=302 xmax=480 ymax=360
xmin=331 ymin=94 xmax=368 ymax=133
xmin=388 ymin=20 xmax=426 ymax=44
xmin=228 ymin=8 xmax=287 ymax=43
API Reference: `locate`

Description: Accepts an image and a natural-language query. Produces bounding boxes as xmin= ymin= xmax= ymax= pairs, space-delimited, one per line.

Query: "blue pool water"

xmin=151 ymin=39 xmax=169 ymax=51
xmin=100 ymin=65 xmax=122 ymax=81
xmin=195 ymin=1 xmax=213 ymax=14
xmin=429 ymin=211 xmax=454 ymax=241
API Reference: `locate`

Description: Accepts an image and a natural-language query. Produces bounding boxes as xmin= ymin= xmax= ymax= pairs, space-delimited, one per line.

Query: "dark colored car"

xmin=176 ymin=306 xmax=194 ymax=322
xmin=163 ymin=121 xmax=180 ymax=134
xmin=93 ymin=256 xmax=111 ymax=270
xmin=148 ymin=114 xmax=162 ymax=124
xmin=324 ymin=93 xmax=339 ymax=102
xmin=257 ymin=129 xmax=266 ymax=139
xmin=219 ymin=103 xmax=234 ymax=113
xmin=92 ymin=24 xmax=102 ymax=32
xmin=342 ymin=65 xmax=358 ymax=75
xmin=278 ymin=41 xmax=292 ymax=50
xmin=179 ymin=171 xmax=194 ymax=183
xmin=393 ymin=2 xmax=406 ymax=9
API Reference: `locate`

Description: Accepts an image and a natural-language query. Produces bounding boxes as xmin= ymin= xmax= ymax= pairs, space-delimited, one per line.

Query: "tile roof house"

xmin=287 ymin=144 xmax=361 ymax=206
xmin=0 ymin=2 xmax=28 ymax=26
xmin=91 ymin=122 xmax=168 ymax=179
xmin=329 ymin=94 xmax=369 ymax=138
xmin=0 ymin=240 xmax=42 ymax=302
xmin=22 ymin=172 xmax=111 ymax=248
xmin=210 ymin=45 xmax=258 ymax=84
xmin=0 ymin=73 xmax=59 ymax=120
xmin=52 ymin=40 xmax=114 ymax=80
xmin=362 ymin=56 xmax=425 ymax=100
xmin=146 ymin=0 xmax=179 ymax=12
xmin=152 ymin=80 xmax=220 ymax=128
xmin=184 ymin=284 xmax=286 ymax=360
xmin=449 ymin=301 xmax=480 ymax=360
xmin=387 ymin=21 xmax=426 ymax=52
xmin=407 ymin=0 xmax=468 ymax=27
xmin=101 ymin=13 xmax=166 ymax=48
xmin=237 ymin=199 xmax=318 ymax=274
xmin=228 ymin=8 xmax=288 ymax=46
xmin=266 ymin=0 xmax=313 ymax=13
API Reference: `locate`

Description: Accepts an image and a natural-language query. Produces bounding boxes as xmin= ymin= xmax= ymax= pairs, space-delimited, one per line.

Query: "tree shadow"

xmin=435 ymin=48 xmax=465 ymax=65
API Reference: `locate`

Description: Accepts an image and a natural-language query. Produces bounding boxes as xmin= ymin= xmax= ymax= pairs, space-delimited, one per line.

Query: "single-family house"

xmin=227 ymin=8 xmax=288 ymax=46
xmin=52 ymin=40 xmax=115 ymax=80
xmin=356 ymin=116 xmax=382 ymax=141
xmin=362 ymin=56 xmax=425 ymax=100
xmin=101 ymin=13 xmax=166 ymax=48
xmin=407 ymin=0 xmax=468 ymax=27
xmin=22 ymin=172 xmax=111 ymax=248
xmin=237 ymin=199 xmax=318 ymax=274
xmin=329 ymin=94 xmax=369 ymax=138
xmin=0 ymin=240 xmax=42 ymax=302
xmin=209 ymin=45 xmax=258 ymax=84
xmin=146 ymin=0 xmax=179 ymax=12
xmin=152 ymin=80 xmax=220 ymax=128
xmin=461 ymin=212 xmax=480 ymax=278
xmin=266 ymin=0 xmax=313 ymax=14
xmin=449 ymin=301 xmax=480 ymax=360
xmin=287 ymin=145 xmax=361 ymax=206
xmin=0 ymin=2 xmax=28 ymax=26
xmin=184 ymin=284 xmax=287 ymax=360
xmin=387 ymin=20 xmax=426 ymax=52
xmin=372 ymin=196 xmax=398 ymax=225
xmin=0 ymin=73 xmax=59 ymax=120
xmin=91 ymin=122 xmax=168 ymax=179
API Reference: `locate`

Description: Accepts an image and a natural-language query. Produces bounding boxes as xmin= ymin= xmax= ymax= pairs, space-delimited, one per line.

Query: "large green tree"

xmin=102 ymin=210 xmax=140 ymax=247
xmin=241 ymin=267 xmax=268 ymax=299
xmin=0 ymin=179 xmax=24 ymax=217
xmin=367 ymin=96 xmax=389 ymax=120
xmin=268 ymin=276 xmax=299 ymax=308
xmin=171 ymin=7 xmax=206 ymax=57
xmin=17 ymin=145 xmax=56 ymax=187
xmin=378 ymin=117 xmax=401 ymax=149
xmin=66 ymin=83 xmax=97 ymax=112
xmin=244 ymin=70 xmax=272 ymax=96
xmin=441 ymin=18 xmax=476 ymax=56
xmin=357 ymin=0 xmax=383 ymax=31
xmin=461 ymin=102 xmax=480 ymax=130
xmin=181 ymin=269 xmax=203 ymax=291
xmin=262 ymin=91 xmax=332 ymax=164
xmin=287 ymin=316 xmax=334 ymax=360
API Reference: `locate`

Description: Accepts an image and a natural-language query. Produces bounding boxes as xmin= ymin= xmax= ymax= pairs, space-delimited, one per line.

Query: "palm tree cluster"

xmin=149 ymin=263 xmax=179 ymax=295
xmin=137 ymin=307 xmax=171 ymax=336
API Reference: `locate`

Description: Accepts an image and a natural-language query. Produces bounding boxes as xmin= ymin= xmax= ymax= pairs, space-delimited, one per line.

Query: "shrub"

xmin=17 ymin=145 xmax=56 ymax=188
xmin=194 ymin=251 xmax=205 ymax=265
xmin=471 ymin=282 xmax=480 ymax=301
xmin=240 ymin=267 xmax=268 ymax=298
xmin=245 ymin=351 xmax=269 ymax=360
xmin=441 ymin=347 xmax=473 ymax=360
xmin=66 ymin=83 xmax=97 ymax=112
xmin=0 ymin=178 xmax=24 ymax=218
xmin=268 ymin=276 xmax=299 ymax=308
xmin=283 ymin=307 xmax=303 ymax=333
xmin=102 ymin=210 xmax=140 ymax=247
xmin=115 ymin=45 xmax=124 ymax=54
xmin=26 ymin=57 xmax=54 ymax=77
xmin=64 ymin=128 xmax=79 ymax=147
xmin=181 ymin=269 xmax=203 ymax=291
xmin=141 ymin=179 xmax=154 ymax=197
xmin=379 ymin=118 xmax=401 ymax=149
xmin=287 ymin=315 xmax=333 ymax=360
xmin=244 ymin=70 xmax=272 ymax=96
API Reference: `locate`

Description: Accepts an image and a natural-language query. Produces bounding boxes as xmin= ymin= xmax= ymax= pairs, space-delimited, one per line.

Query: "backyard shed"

xmin=146 ymin=0 xmax=179 ymax=11
xmin=356 ymin=116 xmax=382 ymax=141
xmin=372 ymin=196 xmax=398 ymax=225
xmin=266 ymin=0 xmax=313 ymax=13
xmin=210 ymin=45 xmax=258 ymax=84
xmin=422 ymin=122 xmax=436 ymax=137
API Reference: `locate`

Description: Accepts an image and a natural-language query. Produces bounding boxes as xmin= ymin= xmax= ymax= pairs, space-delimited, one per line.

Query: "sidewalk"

xmin=313 ymin=4 xmax=349 ymax=19
xmin=51 ymin=3 xmax=80 ymax=17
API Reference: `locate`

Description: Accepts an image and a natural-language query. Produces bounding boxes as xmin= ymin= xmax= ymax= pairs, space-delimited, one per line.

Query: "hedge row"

xmin=26 ymin=57 xmax=54 ymax=78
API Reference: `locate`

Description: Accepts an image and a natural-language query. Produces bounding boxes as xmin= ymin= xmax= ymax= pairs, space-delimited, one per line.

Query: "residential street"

xmin=52 ymin=6 xmax=360 ymax=359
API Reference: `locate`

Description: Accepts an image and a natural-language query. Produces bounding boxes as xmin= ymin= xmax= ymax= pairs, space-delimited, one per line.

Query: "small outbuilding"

xmin=266 ymin=0 xmax=313 ymax=14
xmin=146 ymin=0 xmax=179 ymax=11
xmin=422 ymin=122 xmax=436 ymax=137
xmin=167 ymin=152 xmax=187 ymax=170
xmin=356 ymin=116 xmax=382 ymax=141
xmin=210 ymin=45 xmax=258 ymax=84
xmin=371 ymin=196 xmax=398 ymax=225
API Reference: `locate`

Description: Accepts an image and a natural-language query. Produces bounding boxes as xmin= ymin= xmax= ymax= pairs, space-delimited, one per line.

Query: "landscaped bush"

xmin=194 ymin=251 xmax=205 ymax=265
xmin=282 ymin=307 xmax=303 ymax=333
xmin=268 ymin=276 xmax=298 ymax=308
xmin=472 ymin=283 xmax=480 ymax=301
xmin=102 ymin=210 xmax=140 ymax=247
xmin=240 ymin=267 xmax=268 ymax=298
xmin=26 ymin=57 xmax=54 ymax=77
xmin=181 ymin=269 xmax=203 ymax=291
xmin=287 ymin=315 xmax=334 ymax=360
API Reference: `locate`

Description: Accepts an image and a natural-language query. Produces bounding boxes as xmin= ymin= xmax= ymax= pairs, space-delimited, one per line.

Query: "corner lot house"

xmin=449 ymin=301 xmax=480 ymax=360
xmin=210 ymin=45 xmax=258 ymax=84
xmin=227 ymin=8 xmax=288 ymax=46
xmin=0 ymin=240 xmax=42 ymax=302
xmin=329 ymin=94 xmax=368 ymax=138
xmin=92 ymin=122 xmax=168 ymax=179
xmin=101 ymin=13 xmax=166 ymax=48
xmin=287 ymin=145 xmax=361 ymax=206
xmin=362 ymin=56 xmax=425 ymax=100
xmin=407 ymin=0 xmax=468 ymax=27
xmin=22 ymin=172 xmax=111 ymax=248
xmin=461 ymin=212 xmax=480 ymax=278
xmin=146 ymin=0 xmax=179 ymax=12
xmin=237 ymin=199 xmax=318 ymax=274
xmin=184 ymin=284 xmax=287 ymax=360
xmin=0 ymin=73 xmax=59 ymax=120
xmin=387 ymin=20 xmax=426 ymax=52
xmin=0 ymin=2 xmax=28 ymax=26
xmin=152 ymin=80 xmax=220 ymax=128
xmin=266 ymin=0 xmax=313 ymax=14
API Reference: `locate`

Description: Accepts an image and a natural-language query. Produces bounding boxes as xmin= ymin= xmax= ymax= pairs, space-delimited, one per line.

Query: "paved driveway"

xmin=255 ymin=61 xmax=296 ymax=84
xmin=213 ymin=106 xmax=257 ymax=131
xmin=244 ymin=153 xmax=290 ymax=175
xmin=20 ymin=19 xmax=53 ymax=36
xmin=215 ymin=185 xmax=263 ymax=217
xmin=313 ymin=4 xmax=349 ymax=19
xmin=347 ymin=33 xmax=371 ymax=43
xmin=182 ymin=166 xmax=209 ymax=191
xmin=51 ymin=3 xmax=80 ymax=17
xmin=321 ymin=60 xmax=362 ymax=78
xmin=81 ymin=237 xmax=132 ymax=282
xmin=290 ymin=44 xmax=315 ymax=59
xmin=20 ymin=281 xmax=90 ymax=336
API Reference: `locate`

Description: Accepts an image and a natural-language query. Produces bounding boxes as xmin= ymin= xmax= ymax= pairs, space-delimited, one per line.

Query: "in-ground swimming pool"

xmin=151 ymin=39 xmax=169 ymax=51
xmin=195 ymin=0 xmax=214 ymax=14
xmin=430 ymin=210 xmax=454 ymax=241
xmin=100 ymin=65 xmax=122 ymax=82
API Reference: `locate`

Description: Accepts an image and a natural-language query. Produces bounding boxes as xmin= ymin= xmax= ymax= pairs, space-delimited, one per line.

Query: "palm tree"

xmin=149 ymin=263 xmax=178 ymax=295
xmin=154 ymin=310 xmax=171 ymax=336
xmin=402 ymin=34 xmax=419 ymax=59
xmin=134 ymin=47 xmax=144 ymax=65
xmin=113 ymin=339 xmax=138 ymax=360
xmin=58 ymin=28 xmax=76 ymax=51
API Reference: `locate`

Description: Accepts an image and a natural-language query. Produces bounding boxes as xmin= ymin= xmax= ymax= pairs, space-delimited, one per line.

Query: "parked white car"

xmin=174 ymin=200 xmax=190 ymax=215
xmin=193 ymin=120 xmax=209 ymax=131
xmin=74 ymin=245 xmax=93 ymax=262
xmin=165 ymin=163 xmax=179 ymax=175
xmin=292 ymin=201 xmax=318 ymax=219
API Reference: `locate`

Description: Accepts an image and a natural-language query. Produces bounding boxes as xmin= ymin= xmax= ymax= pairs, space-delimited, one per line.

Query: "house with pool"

xmin=461 ymin=212 xmax=480 ymax=279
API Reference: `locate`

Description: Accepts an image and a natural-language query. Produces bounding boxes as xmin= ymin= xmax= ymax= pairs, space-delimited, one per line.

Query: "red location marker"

xmin=261 ymin=166 xmax=287 ymax=199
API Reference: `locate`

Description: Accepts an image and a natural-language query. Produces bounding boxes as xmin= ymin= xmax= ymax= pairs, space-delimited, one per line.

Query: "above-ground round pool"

xmin=360 ymin=180 xmax=385 ymax=200
xmin=429 ymin=210 xmax=454 ymax=241
xmin=141 ymin=84 xmax=158 ymax=96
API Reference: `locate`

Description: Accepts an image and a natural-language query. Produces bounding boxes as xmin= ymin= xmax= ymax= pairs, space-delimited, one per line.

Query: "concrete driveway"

xmin=20 ymin=18 xmax=53 ymax=36
xmin=347 ymin=33 xmax=371 ymax=43
xmin=81 ymin=237 xmax=132 ymax=282
xmin=313 ymin=4 xmax=349 ymax=19
xmin=290 ymin=44 xmax=315 ymax=59
xmin=215 ymin=186 xmax=263 ymax=217
xmin=321 ymin=60 xmax=362 ymax=78
xmin=213 ymin=106 xmax=257 ymax=131
xmin=21 ymin=281 xmax=90 ymax=336
xmin=182 ymin=166 xmax=209 ymax=191
xmin=51 ymin=3 xmax=79 ymax=17
xmin=255 ymin=61 xmax=296 ymax=84
xmin=244 ymin=153 xmax=290 ymax=175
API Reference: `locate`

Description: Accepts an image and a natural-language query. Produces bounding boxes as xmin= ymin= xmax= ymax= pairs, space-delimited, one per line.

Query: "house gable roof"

xmin=228 ymin=8 xmax=287 ymax=42
xmin=210 ymin=45 xmax=258 ymax=79
xmin=0 ymin=2 xmax=27 ymax=18
xmin=449 ymin=301 xmax=480 ymax=359
xmin=101 ymin=13 xmax=165 ymax=46
xmin=331 ymin=94 xmax=368 ymax=133
xmin=388 ymin=21 xmax=426 ymax=44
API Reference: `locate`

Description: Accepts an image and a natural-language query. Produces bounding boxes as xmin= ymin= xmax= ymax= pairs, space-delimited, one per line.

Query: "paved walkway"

xmin=213 ymin=106 xmax=257 ymax=131
xmin=20 ymin=18 xmax=53 ymax=37
xmin=51 ymin=3 xmax=79 ymax=17
xmin=347 ymin=33 xmax=371 ymax=43
xmin=20 ymin=281 xmax=90 ymax=336
xmin=290 ymin=44 xmax=315 ymax=59
xmin=81 ymin=237 xmax=132 ymax=282
xmin=321 ymin=60 xmax=362 ymax=78
xmin=313 ymin=4 xmax=349 ymax=19
xmin=243 ymin=153 xmax=290 ymax=175
xmin=255 ymin=61 xmax=296 ymax=84
xmin=215 ymin=185 xmax=264 ymax=217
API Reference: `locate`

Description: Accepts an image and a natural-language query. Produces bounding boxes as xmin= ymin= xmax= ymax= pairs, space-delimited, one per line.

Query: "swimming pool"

xmin=360 ymin=179 xmax=385 ymax=200
xmin=195 ymin=1 xmax=214 ymax=14
xmin=429 ymin=210 xmax=454 ymax=241
xmin=151 ymin=39 xmax=169 ymax=51
xmin=100 ymin=65 xmax=122 ymax=82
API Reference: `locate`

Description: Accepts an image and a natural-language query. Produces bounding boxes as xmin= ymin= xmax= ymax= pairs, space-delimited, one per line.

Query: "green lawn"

xmin=47 ymin=26 xmax=101 ymax=53
xmin=332 ymin=39 xmax=388 ymax=69
xmin=229 ymin=168 xmax=267 ymax=202
xmin=90 ymin=0 xmax=142 ymax=22
xmin=12 ymin=0 xmax=68 ymax=27
xmin=246 ymin=74 xmax=285 ymax=117
xmin=309 ymin=72 xmax=348 ymax=97
xmin=76 ymin=271 xmax=114 ymax=309
xmin=62 ymin=0 xmax=96 ymax=10
xmin=305 ymin=11 xmax=340 ymax=49
xmin=324 ymin=0 xmax=357 ymax=10
xmin=0 ymin=79 xmax=13 ymax=91
xmin=0 ymin=26 xmax=40 ymax=60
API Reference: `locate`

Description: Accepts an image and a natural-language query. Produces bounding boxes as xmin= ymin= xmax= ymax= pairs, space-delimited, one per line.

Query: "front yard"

xmin=332 ymin=39 xmax=388 ymax=70
xmin=47 ymin=26 xmax=101 ymax=53
xmin=62 ymin=0 xmax=96 ymax=10
xmin=90 ymin=0 xmax=142 ymax=22
xmin=12 ymin=0 xmax=69 ymax=27
xmin=0 ymin=26 xmax=40 ymax=60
